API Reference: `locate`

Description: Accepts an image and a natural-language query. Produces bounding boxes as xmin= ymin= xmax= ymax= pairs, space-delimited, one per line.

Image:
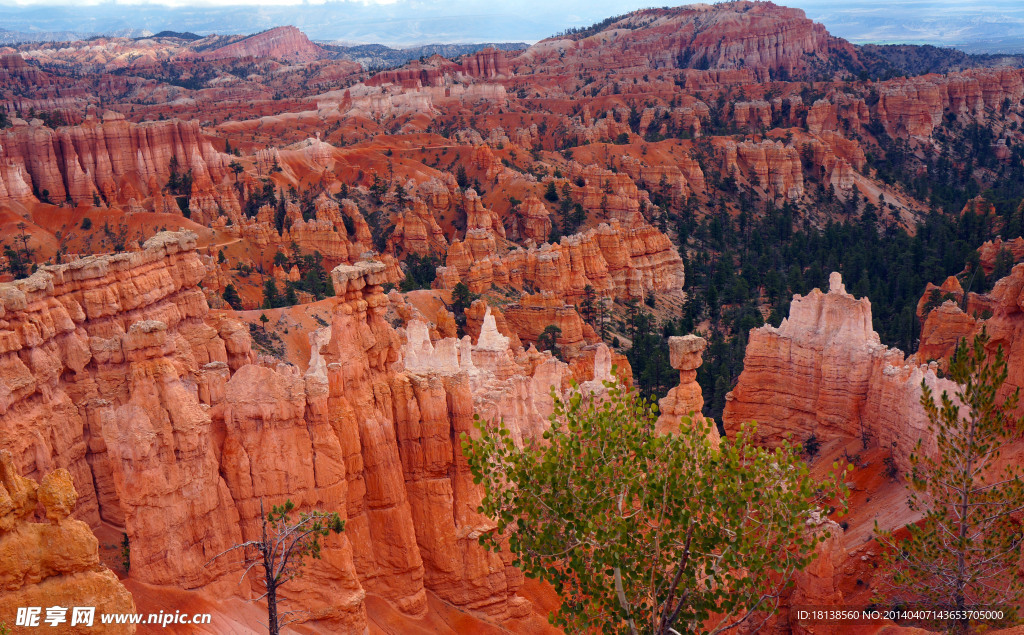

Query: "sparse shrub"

xmin=121 ymin=533 xmax=130 ymax=573
xmin=804 ymin=433 xmax=821 ymax=459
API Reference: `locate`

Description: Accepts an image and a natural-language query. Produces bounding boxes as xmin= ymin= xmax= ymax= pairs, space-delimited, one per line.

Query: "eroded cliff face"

xmin=437 ymin=218 xmax=684 ymax=302
xmin=515 ymin=1 xmax=855 ymax=81
xmin=0 ymin=112 xmax=228 ymax=208
xmin=0 ymin=232 xmax=614 ymax=631
xmin=197 ymin=26 xmax=328 ymax=63
xmin=0 ymin=231 xmax=251 ymax=596
xmin=723 ymin=272 xmax=959 ymax=471
xmin=0 ymin=452 xmax=137 ymax=633
xmin=917 ymin=261 xmax=1024 ymax=413
xmin=366 ymin=49 xmax=510 ymax=88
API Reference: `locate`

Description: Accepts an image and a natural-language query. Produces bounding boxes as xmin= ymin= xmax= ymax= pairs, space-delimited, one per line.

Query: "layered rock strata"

xmin=0 ymin=112 xmax=228 ymax=207
xmin=437 ymin=219 xmax=684 ymax=302
xmin=723 ymin=272 xmax=959 ymax=471
xmin=0 ymin=232 xmax=618 ymax=631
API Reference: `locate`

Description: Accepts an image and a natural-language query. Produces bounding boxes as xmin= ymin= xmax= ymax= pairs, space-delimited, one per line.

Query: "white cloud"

xmin=0 ymin=0 xmax=399 ymax=6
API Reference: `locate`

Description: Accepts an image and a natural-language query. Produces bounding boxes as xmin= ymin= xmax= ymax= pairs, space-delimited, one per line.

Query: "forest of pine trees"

xmin=618 ymin=113 xmax=1024 ymax=424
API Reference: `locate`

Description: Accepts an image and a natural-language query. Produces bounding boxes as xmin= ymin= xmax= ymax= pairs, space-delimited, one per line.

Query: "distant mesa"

xmin=149 ymin=30 xmax=202 ymax=41
xmin=194 ymin=25 xmax=329 ymax=63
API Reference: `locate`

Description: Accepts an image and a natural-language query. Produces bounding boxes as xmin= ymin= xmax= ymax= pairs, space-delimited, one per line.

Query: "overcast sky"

xmin=0 ymin=0 xmax=1020 ymax=49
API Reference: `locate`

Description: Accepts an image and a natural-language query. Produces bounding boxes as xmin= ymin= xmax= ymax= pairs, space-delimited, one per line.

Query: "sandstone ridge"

xmin=0 ymin=231 xmax=613 ymax=631
xmin=723 ymin=272 xmax=960 ymax=471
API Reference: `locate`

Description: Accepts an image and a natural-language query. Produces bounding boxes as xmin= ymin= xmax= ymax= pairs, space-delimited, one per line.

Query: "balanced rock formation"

xmin=0 ymin=452 xmax=137 ymax=633
xmin=723 ymin=272 xmax=959 ymax=471
xmin=656 ymin=335 xmax=716 ymax=443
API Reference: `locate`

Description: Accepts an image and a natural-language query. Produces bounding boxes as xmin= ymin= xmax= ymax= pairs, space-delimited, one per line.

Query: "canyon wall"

xmin=0 ymin=112 xmax=228 ymax=206
xmin=437 ymin=218 xmax=684 ymax=303
xmin=917 ymin=261 xmax=1024 ymax=411
xmin=0 ymin=232 xmax=613 ymax=631
xmin=723 ymin=272 xmax=959 ymax=471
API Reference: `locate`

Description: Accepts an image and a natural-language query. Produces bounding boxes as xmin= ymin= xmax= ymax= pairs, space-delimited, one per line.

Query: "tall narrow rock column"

xmin=656 ymin=335 xmax=717 ymax=444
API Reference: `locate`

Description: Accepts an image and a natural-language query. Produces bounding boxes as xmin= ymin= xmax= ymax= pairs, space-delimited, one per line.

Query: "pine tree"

xmin=580 ymin=285 xmax=597 ymax=325
xmin=222 ymin=284 xmax=242 ymax=310
xmin=394 ymin=183 xmax=408 ymax=207
xmin=874 ymin=330 xmax=1024 ymax=633
xmin=596 ymin=295 xmax=610 ymax=340
xmin=537 ymin=324 xmax=562 ymax=359
xmin=284 ymin=284 xmax=299 ymax=306
xmin=262 ymin=279 xmax=282 ymax=309
xmin=208 ymin=500 xmax=344 ymax=635
xmin=274 ymin=192 xmax=286 ymax=235
xmin=544 ymin=180 xmax=559 ymax=202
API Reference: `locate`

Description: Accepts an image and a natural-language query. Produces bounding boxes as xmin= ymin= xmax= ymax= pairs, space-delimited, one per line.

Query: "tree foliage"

xmin=537 ymin=324 xmax=562 ymax=359
xmin=222 ymin=284 xmax=243 ymax=310
xmin=874 ymin=330 xmax=1024 ymax=633
xmin=462 ymin=379 xmax=848 ymax=635
xmin=399 ymin=254 xmax=439 ymax=291
xmin=449 ymin=281 xmax=478 ymax=336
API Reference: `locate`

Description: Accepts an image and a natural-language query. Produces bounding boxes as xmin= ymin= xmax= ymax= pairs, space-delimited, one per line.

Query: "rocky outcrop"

xmin=438 ymin=219 xmax=684 ymax=302
xmin=576 ymin=165 xmax=644 ymax=221
xmin=723 ymin=272 xmax=959 ymax=472
xmin=198 ymin=26 xmax=328 ymax=63
xmin=619 ymin=155 xmax=706 ymax=199
xmin=0 ymin=112 xmax=228 ymax=207
xmin=873 ymin=68 xmax=1024 ymax=138
xmin=515 ymin=1 xmax=859 ymax=81
xmin=516 ymin=195 xmax=552 ymax=243
xmin=721 ymin=139 xmax=804 ymax=200
xmin=502 ymin=292 xmax=597 ymax=358
xmin=463 ymin=188 xmax=505 ymax=238
xmin=0 ymin=453 xmax=137 ymax=633
xmin=789 ymin=513 xmax=845 ymax=635
xmin=366 ymin=49 xmax=510 ymax=88
xmin=460 ymin=48 xmax=510 ymax=79
xmin=388 ymin=200 xmax=448 ymax=256
xmin=656 ymin=335 xmax=715 ymax=443
xmin=978 ymin=236 xmax=1024 ymax=274
xmin=915 ymin=263 xmax=1024 ymax=414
